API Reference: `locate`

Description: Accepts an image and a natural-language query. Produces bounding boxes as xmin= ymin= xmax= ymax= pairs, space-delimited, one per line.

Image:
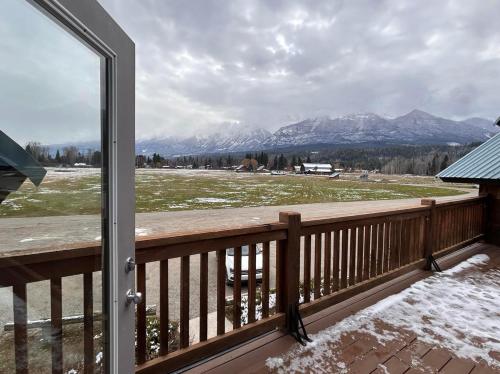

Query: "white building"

xmin=300 ymin=163 xmax=332 ymax=175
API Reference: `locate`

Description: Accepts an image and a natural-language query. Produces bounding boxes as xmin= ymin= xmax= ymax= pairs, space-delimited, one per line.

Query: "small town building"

xmin=294 ymin=166 xmax=301 ymax=173
xmin=300 ymin=163 xmax=332 ymax=175
xmin=438 ymin=131 xmax=500 ymax=244
xmin=235 ymin=165 xmax=249 ymax=173
xmin=329 ymin=172 xmax=341 ymax=179
xmin=0 ymin=130 xmax=46 ymax=203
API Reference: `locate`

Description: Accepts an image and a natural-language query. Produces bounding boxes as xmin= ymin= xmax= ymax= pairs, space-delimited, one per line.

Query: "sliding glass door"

xmin=0 ymin=0 xmax=135 ymax=372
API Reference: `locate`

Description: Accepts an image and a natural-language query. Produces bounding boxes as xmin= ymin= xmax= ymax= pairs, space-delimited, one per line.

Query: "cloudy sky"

xmin=97 ymin=0 xmax=500 ymax=139
xmin=1 ymin=0 xmax=500 ymax=145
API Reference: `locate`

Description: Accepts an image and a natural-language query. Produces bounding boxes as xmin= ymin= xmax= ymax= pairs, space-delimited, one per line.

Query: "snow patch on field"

xmin=192 ymin=197 xmax=240 ymax=203
xmin=266 ymin=254 xmax=500 ymax=372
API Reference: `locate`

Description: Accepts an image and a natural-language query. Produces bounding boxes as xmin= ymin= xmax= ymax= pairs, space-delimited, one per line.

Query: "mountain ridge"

xmin=54 ymin=110 xmax=499 ymax=156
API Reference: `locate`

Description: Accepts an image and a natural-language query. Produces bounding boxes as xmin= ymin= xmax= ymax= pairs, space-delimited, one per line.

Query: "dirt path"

xmin=0 ymin=189 xmax=476 ymax=253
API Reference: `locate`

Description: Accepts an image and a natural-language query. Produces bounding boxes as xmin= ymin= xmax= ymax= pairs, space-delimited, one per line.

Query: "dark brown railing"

xmin=0 ymin=195 xmax=487 ymax=374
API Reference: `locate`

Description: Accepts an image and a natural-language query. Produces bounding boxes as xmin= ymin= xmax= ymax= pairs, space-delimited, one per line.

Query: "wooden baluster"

xmin=216 ymin=250 xmax=225 ymax=335
xmin=233 ymin=246 xmax=242 ymax=328
xmin=341 ymin=229 xmax=348 ymax=289
xmin=376 ymin=223 xmax=384 ymax=274
xmin=261 ymin=242 xmax=270 ymax=318
xmin=160 ymin=260 xmax=170 ymax=353
xmin=435 ymin=210 xmax=441 ymax=251
xmin=83 ymin=273 xmax=94 ymax=373
xmin=323 ymin=231 xmax=331 ymax=294
xmin=248 ymin=244 xmax=257 ymax=324
xmin=314 ymin=233 xmax=322 ymax=298
xmin=51 ymin=277 xmax=63 ymax=374
xmin=400 ymin=219 xmax=410 ymax=266
xmin=303 ymin=235 xmax=312 ymax=302
xmin=349 ymin=227 xmax=356 ymax=286
xmin=136 ymin=263 xmax=147 ymax=362
xmin=356 ymin=225 xmax=364 ymax=283
xmin=408 ymin=219 xmax=416 ymax=263
xmin=13 ymin=284 xmax=28 ymax=374
xmin=389 ymin=221 xmax=398 ymax=270
xmin=180 ymin=256 xmax=190 ymax=347
xmin=198 ymin=254 xmax=208 ymax=342
xmin=389 ymin=221 xmax=395 ymax=270
xmin=332 ymin=230 xmax=340 ymax=291
xmin=369 ymin=225 xmax=377 ymax=277
xmin=363 ymin=225 xmax=370 ymax=280
xmin=383 ymin=221 xmax=390 ymax=273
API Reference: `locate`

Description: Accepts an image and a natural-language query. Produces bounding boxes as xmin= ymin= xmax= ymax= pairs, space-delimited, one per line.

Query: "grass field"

xmin=0 ymin=168 xmax=468 ymax=218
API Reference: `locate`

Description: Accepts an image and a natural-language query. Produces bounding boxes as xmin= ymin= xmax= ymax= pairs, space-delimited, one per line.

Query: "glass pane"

xmin=0 ymin=0 xmax=105 ymax=372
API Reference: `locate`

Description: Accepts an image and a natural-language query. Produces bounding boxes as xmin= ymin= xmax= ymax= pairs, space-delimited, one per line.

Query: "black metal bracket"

xmin=288 ymin=304 xmax=312 ymax=346
xmin=427 ymin=255 xmax=442 ymax=272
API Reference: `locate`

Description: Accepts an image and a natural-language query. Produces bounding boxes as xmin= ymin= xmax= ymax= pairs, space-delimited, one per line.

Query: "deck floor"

xmin=186 ymin=243 xmax=500 ymax=374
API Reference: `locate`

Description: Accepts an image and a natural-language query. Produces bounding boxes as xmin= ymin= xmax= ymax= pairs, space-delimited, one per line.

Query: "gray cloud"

xmin=2 ymin=0 xmax=500 ymax=145
xmin=0 ymin=0 xmax=101 ymax=146
xmin=96 ymin=0 xmax=500 ymax=139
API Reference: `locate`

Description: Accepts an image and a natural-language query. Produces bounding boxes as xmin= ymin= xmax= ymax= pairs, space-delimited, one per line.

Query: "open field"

xmin=0 ymin=168 xmax=469 ymax=218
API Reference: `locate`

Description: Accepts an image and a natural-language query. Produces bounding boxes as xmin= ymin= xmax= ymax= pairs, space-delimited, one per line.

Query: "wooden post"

xmin=421 ymin=199 xmax=436 ymax=270
xmin=278 ymin=212 xmax=301 ymax=331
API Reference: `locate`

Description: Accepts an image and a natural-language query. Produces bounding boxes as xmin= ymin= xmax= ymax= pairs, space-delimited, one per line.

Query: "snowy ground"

xmin=266 ymin=254 xmax=500 ymax=373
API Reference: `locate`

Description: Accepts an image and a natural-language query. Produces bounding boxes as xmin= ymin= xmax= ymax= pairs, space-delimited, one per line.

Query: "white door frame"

xmin=29 ymin=1 xmax=136 ymax=372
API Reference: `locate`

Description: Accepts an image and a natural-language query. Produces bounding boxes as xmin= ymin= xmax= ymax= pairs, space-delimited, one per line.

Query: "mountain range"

xmin=135 ymin=110 xmax=498 ymax=156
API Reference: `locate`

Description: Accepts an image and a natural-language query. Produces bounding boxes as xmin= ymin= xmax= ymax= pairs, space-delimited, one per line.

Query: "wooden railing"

xmin=0 ymin=196 xmax=487 ymax=374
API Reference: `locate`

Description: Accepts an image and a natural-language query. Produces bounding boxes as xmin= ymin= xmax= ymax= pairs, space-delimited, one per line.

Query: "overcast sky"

xmin=97 ymin=0 xmax=500 ymax=139
xmin=1 ymin=0 xmax=500 ymax=145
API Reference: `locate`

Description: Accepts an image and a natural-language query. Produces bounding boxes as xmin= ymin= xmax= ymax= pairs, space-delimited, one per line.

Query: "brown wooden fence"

xmin=0 ymin=196 xmax=487 ymax=374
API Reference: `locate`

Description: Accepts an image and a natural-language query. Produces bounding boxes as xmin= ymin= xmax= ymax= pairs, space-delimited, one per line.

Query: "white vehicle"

xmin=225 ymin=244 xmax=263 ymax=285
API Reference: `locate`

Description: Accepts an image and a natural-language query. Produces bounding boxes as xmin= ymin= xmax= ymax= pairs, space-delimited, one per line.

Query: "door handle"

xmin=126 ymin=289 xmax=143 ymax=305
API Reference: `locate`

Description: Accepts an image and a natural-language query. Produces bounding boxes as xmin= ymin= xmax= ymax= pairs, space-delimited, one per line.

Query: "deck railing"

xmin=0 ymin=195 xmax=487 ymax=373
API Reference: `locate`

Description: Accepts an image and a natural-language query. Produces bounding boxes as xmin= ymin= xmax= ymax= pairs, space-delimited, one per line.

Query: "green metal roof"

xmin=0 ymin=130 xmax=46 ymax=186
xmin=437 ymin=132 xmax=500 ymax=182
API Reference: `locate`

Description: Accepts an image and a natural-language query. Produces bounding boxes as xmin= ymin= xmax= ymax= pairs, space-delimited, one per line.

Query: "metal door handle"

xmin=126 ymin=289 xmax=143 ymax=305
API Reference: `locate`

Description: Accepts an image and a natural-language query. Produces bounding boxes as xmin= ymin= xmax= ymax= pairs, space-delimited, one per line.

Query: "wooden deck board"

xmin=185 ymin=242 xmax=500 ymax=374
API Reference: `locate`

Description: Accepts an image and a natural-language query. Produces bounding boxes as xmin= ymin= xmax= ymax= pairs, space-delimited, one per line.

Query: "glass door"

xmin=0 ymin=0 xmax=135 ymax=373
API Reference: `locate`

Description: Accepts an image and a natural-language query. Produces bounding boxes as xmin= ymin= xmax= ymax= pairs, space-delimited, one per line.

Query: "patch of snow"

xmin=267 ymin=254 xmax=500 ymax=371
xmin=135 ymin=227 xmax=151 ymax=237
xmin=192 ymin=197 xmax=239 ymax=203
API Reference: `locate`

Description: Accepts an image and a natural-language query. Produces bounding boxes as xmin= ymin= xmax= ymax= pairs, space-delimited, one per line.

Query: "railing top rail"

xmin=0 ymin=242 xmax=100 ymax=270
xmin=300 ymin=205 xmax=430 ymax=228
xmin=434 ymin=194 xmax=487 ymax=208
xmin=135 ymin=222 xmax=287 ymax=250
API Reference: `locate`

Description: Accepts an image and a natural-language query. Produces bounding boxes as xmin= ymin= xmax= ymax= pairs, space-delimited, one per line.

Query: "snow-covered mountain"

xmin=262 ymin=110 xmax=497 ymax=149
xmin=135 ymin=110 xmax=497 ymax=155
xmin=136 ymin=124 xmax=272 ymax=156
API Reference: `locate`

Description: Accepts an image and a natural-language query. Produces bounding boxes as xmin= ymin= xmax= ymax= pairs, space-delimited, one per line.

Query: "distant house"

xmin=235 ymin=165 xmax=249 ymax=173
xmin=256 ymin=165 xmax=269 ymax=173
xmin=300 ymin=163 xmax=332 ymax=175
xmin=74 ymin=162 xmax=90 ymax=168
xmin=0 ymin=130 xmax=47 ymax=203
xmin=294 ymin=166 xmax=302 ymax=173
xmin=329 ymin=172 xmax=341 ymax=179
xmin=438 ymin=131 xmax=500 ymax=245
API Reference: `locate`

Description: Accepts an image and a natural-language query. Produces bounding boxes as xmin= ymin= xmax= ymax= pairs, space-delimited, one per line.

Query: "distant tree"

xmin=271 ymin=155 xmax=278 ymax=170
xmin=440 ymin=154 xmax=449 ymax=171
xmin=91 ymin=151 xmax=101 ymax=167
xmin=306 ymin=155 xmax=311 ymax=163
xmin=55 ymin=149 xmax=61 ymax=163
xmin=63 ymin=146 xmax=78 ymax=165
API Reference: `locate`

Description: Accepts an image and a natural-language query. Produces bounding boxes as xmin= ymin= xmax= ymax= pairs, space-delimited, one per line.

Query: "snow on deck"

xmin=267 ymin=254 xmax=500 ymax=373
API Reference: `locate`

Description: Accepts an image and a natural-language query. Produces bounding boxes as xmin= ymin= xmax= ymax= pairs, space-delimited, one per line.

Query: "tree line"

xmin=135 ymin=143 xmax=480 ymax=175
xmin=25 ymin=141 xmax=101 ymax=167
